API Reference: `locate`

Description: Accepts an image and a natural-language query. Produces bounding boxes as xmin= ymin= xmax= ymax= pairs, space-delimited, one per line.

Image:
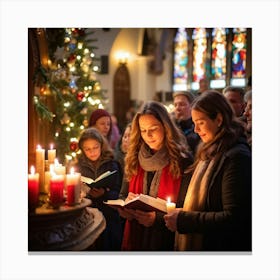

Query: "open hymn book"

xmin=104 ymin=194 xmax=168 ymax=213
xmin=81 ymin=170 xmax=117 ymax=189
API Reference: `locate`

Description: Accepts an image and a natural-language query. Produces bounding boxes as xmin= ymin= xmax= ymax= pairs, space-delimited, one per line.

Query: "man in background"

xmin=223 ymin=86 xmax=246 ymax=120
xmin=172 ymin=91 xmax=200 ymax=156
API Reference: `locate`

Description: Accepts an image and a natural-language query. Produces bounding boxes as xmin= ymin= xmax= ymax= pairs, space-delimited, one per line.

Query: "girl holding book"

xmin=118 ymin=101 xmax=193 ymax=251
xmin=76 ymin=127 xmax=123 ymax=250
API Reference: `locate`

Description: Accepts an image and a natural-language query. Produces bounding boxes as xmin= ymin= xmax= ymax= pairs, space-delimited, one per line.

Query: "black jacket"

xmin=175 ymin=118 xmax=201 ymax=155
xmin=177 ymin=138 xmax=252 ymax=251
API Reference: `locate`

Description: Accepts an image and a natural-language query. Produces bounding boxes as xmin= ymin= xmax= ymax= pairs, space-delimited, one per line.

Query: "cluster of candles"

xmin=28 ymin=144 xmax=81 ymax=209
xmin=28 ymin=145 xmax=177 ymax=212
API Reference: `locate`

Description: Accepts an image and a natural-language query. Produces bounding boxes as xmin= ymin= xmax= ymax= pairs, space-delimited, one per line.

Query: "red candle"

xmin=50 ymin=174 xmax=64 ymax=207
xmin=28 ymin=166 xmax=39 ymax=209
xmin=66 ymin=167 xmax=81 ymax=206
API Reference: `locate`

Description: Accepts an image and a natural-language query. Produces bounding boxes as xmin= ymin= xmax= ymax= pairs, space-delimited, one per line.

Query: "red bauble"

xmin=68 ymin=53 xmax=76 ymax=62
xmin=70 ymin=141 xmax=78 ymax=151
xmin=77 ymin=91 xmax=85 ymax=101
xmin=78 ymin=29 xmax=85 ymax=36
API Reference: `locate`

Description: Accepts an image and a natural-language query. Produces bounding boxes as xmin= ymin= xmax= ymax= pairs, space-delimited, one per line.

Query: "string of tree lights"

xmin=33 ymin=28 xmax=108 ymax=163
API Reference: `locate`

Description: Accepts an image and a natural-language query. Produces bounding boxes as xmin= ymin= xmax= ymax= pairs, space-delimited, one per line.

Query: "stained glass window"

xmin=172 ymin=28 xmax=250 ymax=91
xmin=173 ymin=28 xmax=188 ymax=91
xmin=191 ymin=28 xmax=208 ymax=90
xmin=211 ymin=28 xmax=227 ymax=80
xmin=231 ymin=28 xmax=247 ymax=84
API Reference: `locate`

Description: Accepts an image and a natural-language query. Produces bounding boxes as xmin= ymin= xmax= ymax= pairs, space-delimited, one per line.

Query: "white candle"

xmin=36 ymin=145 xmax=45 ymax=193
xmin=45 ymin=164 xmax=54 ymax=193
xmin=66 ymin=167 xmax=81 ymax=205
xmin=48 ymin=144 xmax=56 ymax=165
xmin=54 ymin=159 xmax=66 ymax=190
xmin=166 ymin=197 xmax=176 ymax=213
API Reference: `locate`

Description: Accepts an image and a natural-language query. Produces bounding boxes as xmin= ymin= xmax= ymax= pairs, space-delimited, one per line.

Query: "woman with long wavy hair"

xmin=118 ymin=101 xmax=193 ymax=251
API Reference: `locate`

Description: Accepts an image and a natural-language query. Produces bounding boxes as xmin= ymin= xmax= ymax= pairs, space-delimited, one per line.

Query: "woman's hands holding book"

xmin=117 ymin=192 xmax=138 ymax=220
xmin=134 ymin=209 xmax=156 ymax=227
xmin=117 ymin=208 xmax=136 ymax=220
xmin=117 ymin=192 xmax=155 ymax=226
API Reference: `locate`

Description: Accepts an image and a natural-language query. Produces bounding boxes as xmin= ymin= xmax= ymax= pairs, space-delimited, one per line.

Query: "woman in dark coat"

xmin=164 ymin=90 xmax=252 ymax=251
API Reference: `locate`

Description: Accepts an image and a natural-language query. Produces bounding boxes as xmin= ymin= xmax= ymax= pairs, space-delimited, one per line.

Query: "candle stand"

xmin=28 ymin=197 xmax=106 ymax=251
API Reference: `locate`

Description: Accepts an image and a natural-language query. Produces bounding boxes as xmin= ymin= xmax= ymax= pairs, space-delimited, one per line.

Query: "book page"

xmin=104 ymin=199 xmax=125 ymax=206
xmin=81 ymin=170 xmax=117 ymax=184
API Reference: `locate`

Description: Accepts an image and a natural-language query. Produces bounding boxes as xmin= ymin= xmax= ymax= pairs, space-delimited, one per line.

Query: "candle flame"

xmin=49 ymin=164 xmax=56 ymax=177
xmin=37 ymin=144 xmax=42 ymax=150
xmin=50 ymin=164 xmax=54 ymax=172
xmin=30 ymin=165 xmax=35 ymax=175
xmin=50 ymin=143 xmax=53 ymax=149
xmin=70 ymin=167 xmax=75 ymax=175
xmin=54 ymin=158 xmax=59 ymax=166
xmin=167 ymin=197 xmax=171 ymax=203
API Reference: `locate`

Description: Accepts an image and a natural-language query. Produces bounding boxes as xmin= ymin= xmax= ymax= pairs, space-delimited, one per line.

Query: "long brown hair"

xmin=191 ymin=90 xmax=245 ymax=166
xmin=78 ymin=127 xmax=114 ymax=162
xmin=125 ymin=101 xmax=190 ymax=180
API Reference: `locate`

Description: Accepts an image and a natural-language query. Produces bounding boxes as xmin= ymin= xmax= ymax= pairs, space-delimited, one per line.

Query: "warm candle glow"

xmin=36 ymin=144 xmax=45 ymax=193
xmin=50 ymin=164 xmax=54 ymax=173
xmin=166 ymin=197 xmax=176 ymax=213
xmin=66 ymin=167 xmax=81 ymax=206
xmin=48 ymin=144 xmax=56 ymax=164
xmin=30 ymin=165 xmax=35 ymax=175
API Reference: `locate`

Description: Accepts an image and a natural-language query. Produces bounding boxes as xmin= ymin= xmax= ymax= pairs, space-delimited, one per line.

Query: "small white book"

xmin=104 ymin=194 xmax=167 ymax=213
xmin=81 ymin=170 xmax=117 ymax=188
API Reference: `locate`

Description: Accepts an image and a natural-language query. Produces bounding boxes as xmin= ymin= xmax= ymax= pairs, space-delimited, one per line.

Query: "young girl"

xmin=76 ymin=127 xmax=123 ymax=250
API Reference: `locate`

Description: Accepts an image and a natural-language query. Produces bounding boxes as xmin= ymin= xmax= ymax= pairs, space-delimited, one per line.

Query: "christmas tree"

xmin=33 ymin=28 xmax=108 ymax=163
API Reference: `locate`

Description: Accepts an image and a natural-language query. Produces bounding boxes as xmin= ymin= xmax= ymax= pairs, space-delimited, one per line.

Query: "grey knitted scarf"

xmin=138 ymin=143 xmax=169 ymax=197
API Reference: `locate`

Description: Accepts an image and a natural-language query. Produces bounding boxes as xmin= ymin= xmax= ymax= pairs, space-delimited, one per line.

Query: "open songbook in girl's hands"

xmin=81 ymin=170 xmax=117 ymax=189
xmin=104 ymin=194 xmax=168 ymax=213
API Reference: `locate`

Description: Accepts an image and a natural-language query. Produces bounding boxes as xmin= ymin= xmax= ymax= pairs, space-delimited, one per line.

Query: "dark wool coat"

xmin=177 ymin=138 xmax=252 ymax=251
xmin=175 ymin=118 xmax=201 ymax=156
xmin=77 ymin=156 xmax=123 ymax=250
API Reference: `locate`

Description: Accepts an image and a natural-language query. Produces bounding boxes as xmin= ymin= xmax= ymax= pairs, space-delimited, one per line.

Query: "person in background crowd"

xmin=243 ymin=89 xmax=252 ymax=147
xmin=76 ymin=127 xmax=123 ymax=250
xmin=195 ymin=77 xmax=209 ymax=96
xmin=164 ymin=90 xmax=252 ymax=251
xmin=110 ymin=114 xmax=121 ymax=150
xmin=246 ymin=75 xmax=252 ymax=92
xmin=114 ymin=123 xmax=132 ymax=175
xmin=118 ymin=101 xmax=193 ymax=251
xmin=172 ymin=91 xmax=200 ymax=156
xmin=114 ymin=123 xmax=132 ymax=234
xmin=89 ymin=108 xmax=113 ymax=148
xmin=223 ymin=86 xmax=246 ymax=122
